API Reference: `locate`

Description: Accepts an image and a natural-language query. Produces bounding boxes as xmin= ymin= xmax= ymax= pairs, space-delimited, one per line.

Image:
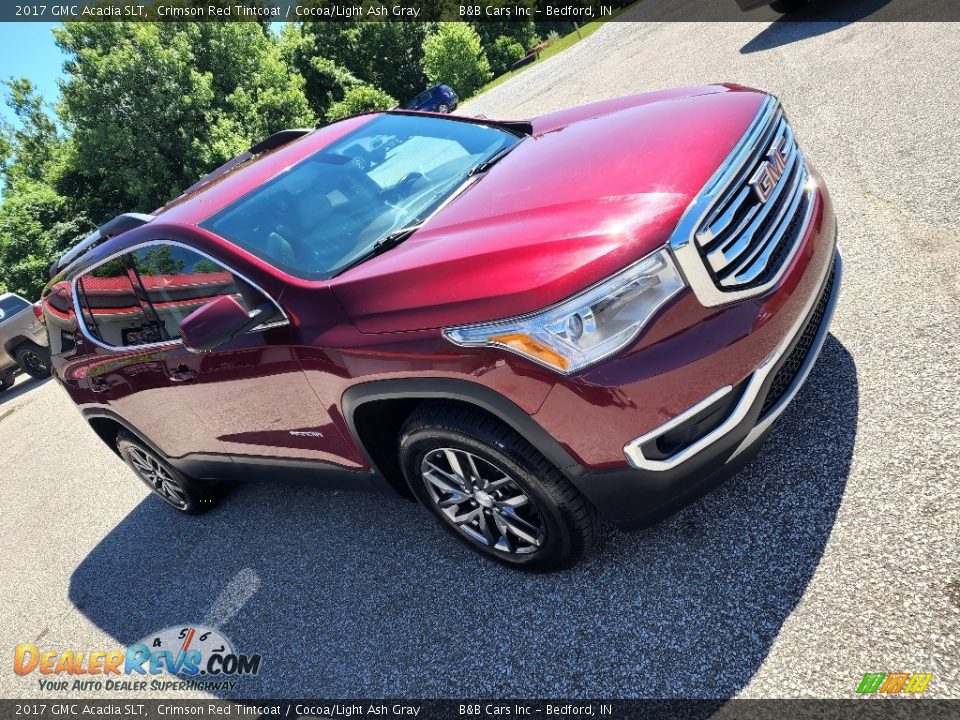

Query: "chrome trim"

xmin=629 ymin=385 xmax=734 ymax=451
xmin=623 ymin=249 xmax=841 ymax=471
xmin=72 ymin=239 xmax=289 ymax=353
xmin=669 ymin=95 xmax=815 ymax=307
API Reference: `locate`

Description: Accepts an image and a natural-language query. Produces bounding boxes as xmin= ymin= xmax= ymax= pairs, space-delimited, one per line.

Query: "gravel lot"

xmin=2 ymin=5 xmax=959 ymax=701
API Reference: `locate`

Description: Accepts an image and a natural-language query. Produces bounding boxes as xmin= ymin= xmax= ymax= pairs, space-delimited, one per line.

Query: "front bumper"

xmin=564 ymin=247 xmax=842 ymax=529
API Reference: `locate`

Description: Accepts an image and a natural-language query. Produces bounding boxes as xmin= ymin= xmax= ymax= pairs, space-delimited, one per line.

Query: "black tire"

xmin=437 ymin=103 xmax=450 ymax=114
xmin=0 ymin=373 xmax=14 ymax=392
xmin=399 ymin=403 xmax=599 ymax=571
xmin=116 ymin=430 xmax=219 ymax=514
xmin=769 ymin=0 xmax=807 ymax=12
xmin=15 ymin=342 xmax=51 ymax=379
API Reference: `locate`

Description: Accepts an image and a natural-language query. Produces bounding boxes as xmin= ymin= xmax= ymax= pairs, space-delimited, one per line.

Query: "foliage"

xmin=53 ymin=22 xmax=313 ymax=222
xmin=326 ymin=85 xmax=398 ymax=122
xmin=289 ymin=22 xmax=432 ymax=108
xmin=193 ymin=258 xmax=224 ymax=274
xmin=533 ymin=21 xmax=578 ymax=39
xmin=136 ymin=246 xmax=184 ymax=276
xmin=0 ymin=80 xmax=76 ymax=300
xmin=0 ymin=181 xmax=67 ymax=299
xmin=1 ymin=79 xmax=61 ymax=191
xmin=488 ymin=36 xmax=527 ymax=76
xmin=279 ymin=25 xmax=361 ymax=120
xmin=422 ymin=23 xmax=492 ymax=99
xmin=471 ymin=17 xmax=538 ymax=53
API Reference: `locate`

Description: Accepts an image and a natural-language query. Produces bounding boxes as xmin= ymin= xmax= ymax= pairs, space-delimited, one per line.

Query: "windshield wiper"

xmin=468 ymin=142 xmax=519 ymax=176
xmin=335 ymin=222 xmax=425 ymax=276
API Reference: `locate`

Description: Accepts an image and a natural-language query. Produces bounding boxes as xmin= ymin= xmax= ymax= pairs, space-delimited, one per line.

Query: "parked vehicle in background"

xmin=405 ymin=84 xmax=458 ymax=113
xmin=42 ymin=86 xmax=840 ymax=570
xmin=0 ymin=292 xmax=51 ymax=390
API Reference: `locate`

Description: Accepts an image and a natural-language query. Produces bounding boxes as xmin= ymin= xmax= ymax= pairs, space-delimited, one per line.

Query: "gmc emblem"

xmin=749 ymin=136 xmax=789 ymax=203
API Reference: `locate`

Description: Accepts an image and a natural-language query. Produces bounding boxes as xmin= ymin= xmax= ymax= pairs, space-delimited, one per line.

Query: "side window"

xmin=77 ymin=244 xmax=251 ymax=349
xmin=0 ymin=294 xmax=30 ymax=320
xmin=76 ymin=253 xmax=152 ymax=347
xmin=128 ymin=244 xmax=248 ymax=345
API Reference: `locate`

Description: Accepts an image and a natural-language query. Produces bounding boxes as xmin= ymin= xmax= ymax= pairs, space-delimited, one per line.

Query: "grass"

xmin=473 ymin=4 xmax=634 ymax=97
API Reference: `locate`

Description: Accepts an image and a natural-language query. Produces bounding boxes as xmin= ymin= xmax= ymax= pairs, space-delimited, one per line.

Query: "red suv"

xmin=42 ymin=85 xmax=840 ymax=571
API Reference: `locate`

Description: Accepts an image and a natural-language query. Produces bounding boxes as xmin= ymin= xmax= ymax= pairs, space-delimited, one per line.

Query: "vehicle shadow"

xmin=741 ymin=0 xmax=895 ymax=54
xmin=69 ymin=337 xmax=857 ymax=699
xmin=0 ymin=375 xmax=50 ymax=407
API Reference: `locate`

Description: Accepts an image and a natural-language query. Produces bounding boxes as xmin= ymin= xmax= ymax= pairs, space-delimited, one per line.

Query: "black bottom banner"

xmin=2 ymin=699 xmax=959 ymax=720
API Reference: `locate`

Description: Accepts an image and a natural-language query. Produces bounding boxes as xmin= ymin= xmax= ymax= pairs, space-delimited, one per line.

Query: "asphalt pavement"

xmin=2 ymin=5 xmax=958 ymax=701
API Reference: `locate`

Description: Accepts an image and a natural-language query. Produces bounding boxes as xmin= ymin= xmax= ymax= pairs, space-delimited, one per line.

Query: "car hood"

xmin=332 ymin=85 xmax=767 ymax=334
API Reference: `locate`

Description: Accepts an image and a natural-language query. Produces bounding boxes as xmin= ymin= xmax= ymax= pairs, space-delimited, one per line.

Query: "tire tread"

xmin=400 ymin=402 xmax=600 ymax=569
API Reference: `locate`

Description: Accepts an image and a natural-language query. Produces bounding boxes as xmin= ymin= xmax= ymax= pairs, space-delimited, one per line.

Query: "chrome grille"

xmin=669 ymin=95 xmax=816 ymax=307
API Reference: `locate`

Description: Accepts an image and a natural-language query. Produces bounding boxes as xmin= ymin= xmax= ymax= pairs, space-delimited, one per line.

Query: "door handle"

xmin=90 ymin=378 xmax=108 ymax=393
xmin=169 ymin=365 xmax=197 ymax=382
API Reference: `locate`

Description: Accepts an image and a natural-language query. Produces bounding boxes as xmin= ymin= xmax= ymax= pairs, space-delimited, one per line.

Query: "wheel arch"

xmin=4 ymin=334 xmax=34 ymax=358
xmin=82 ymin=409 xmax=166 ymax=459
xmin=341 ymin=379 xmax=579 ymax=498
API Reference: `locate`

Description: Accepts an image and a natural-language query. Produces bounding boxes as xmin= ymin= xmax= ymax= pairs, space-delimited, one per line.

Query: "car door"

xmin=122 ymin=241 xmax=357 ymax=468
xmin=75 ymin=249 xmax=210 ymax=459
xmin=75 ymin=241 xmax=354 ymax=471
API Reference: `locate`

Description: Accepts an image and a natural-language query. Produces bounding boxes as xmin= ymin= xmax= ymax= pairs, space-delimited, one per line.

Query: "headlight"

xmin=443 ymin=248 xmax=685 ymax=374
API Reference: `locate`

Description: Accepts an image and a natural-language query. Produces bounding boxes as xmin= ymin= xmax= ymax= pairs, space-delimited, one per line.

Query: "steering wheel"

xmin=396 ymin=171 xmax=427 ymax=197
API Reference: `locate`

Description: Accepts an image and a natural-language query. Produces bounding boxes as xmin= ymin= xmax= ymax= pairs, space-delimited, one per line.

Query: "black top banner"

xmin=2 ymin=0 xmax=958 ymax=23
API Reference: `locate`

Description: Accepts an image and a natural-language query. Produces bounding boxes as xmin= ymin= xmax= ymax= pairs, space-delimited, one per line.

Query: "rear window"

xmin=201 ymin=114 xmax=518 ymax=279
xmin=0 ymin=295 xmax=30 ymax=321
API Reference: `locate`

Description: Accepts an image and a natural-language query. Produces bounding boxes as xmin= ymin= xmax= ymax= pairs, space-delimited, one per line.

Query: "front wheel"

xmin=399 ymin=404 xmax=599 ymax=571
xmin=116 ymin=431 xmax=219 ymax=514
xmin=15 ymin=342 xmax=50 ymax=379
xmin=437 ymin=103 xmax=450 ymax=114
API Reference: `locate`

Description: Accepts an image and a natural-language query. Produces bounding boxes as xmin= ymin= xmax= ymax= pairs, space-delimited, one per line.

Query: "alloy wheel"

xmin=127 ymin=447 xmax=188 ymax=509
xmin=420 ymin=448 xmax=546 ymax=555
xmin=21 ymin=349 xmax=48 ymax=376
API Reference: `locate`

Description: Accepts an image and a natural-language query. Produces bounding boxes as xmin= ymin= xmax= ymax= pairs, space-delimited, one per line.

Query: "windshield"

xmin=201 ymin=114 xmax=520 ymax=278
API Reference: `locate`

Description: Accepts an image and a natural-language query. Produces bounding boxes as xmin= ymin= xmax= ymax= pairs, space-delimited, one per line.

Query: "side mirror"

xmin=179 ymin=295 xmax=276 ymax=353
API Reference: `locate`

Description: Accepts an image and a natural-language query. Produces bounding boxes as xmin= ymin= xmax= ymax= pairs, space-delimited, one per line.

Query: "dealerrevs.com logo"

xmin=14 ymin=625 xmax=262 ymax=693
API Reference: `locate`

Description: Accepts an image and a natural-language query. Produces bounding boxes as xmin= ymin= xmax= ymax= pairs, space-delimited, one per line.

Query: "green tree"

xmin=326 ymin=85 xmax=398 ymax=122
xmin=422 ymin=23 xmax=492 ymax=99
xmin=487 ymin=36 xmax=527 ymax=76
xmin=279 ymin=25 xmax=362 ymax=120
xmin=136 ymin=246 xmax=185 ymax=276
xmin=0 ymin=79 xmax=61 ymax=191
xmin=192 ymin=258 xmax=226 ymax=275
xmin=0 ymin=80 xmax=78 ymax=299
xmin=286 ymin=21 xmax=431 ymax=113
xmin=470 ymin=15 xmax=538 ymax=53
xmin=53 ymin=22 xmax=313 ymax=223
xmin=0 ymin=181 xmax=67 ymax=299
